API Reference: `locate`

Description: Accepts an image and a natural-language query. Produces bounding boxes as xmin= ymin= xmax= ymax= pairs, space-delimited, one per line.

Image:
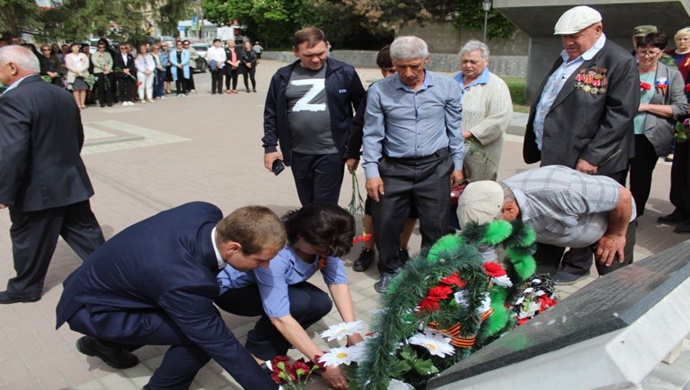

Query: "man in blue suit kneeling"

xmin=56 ymin=202 xmax=286 ymax=390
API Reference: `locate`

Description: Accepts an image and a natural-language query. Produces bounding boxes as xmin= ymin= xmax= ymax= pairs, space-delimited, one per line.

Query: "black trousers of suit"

xmin=670 ymin=138 xmax=690 ymax=219
xmin=290 ymin=152 xmax=344 ymax=206
xmin=534 ymin=168 xmax=628 ymax=276
xmin=225 ymin=68 xmax=238 ymax=90
xmin=69 ymin=307 xmax=217 ymax=389
xmin=6 ymin=200 xmax=104 ymax=297
xmin=215 ymin=282 xmax=332 ymax=360
xmin=210 ymin=69 xmax=223 ymax=94
xmin=629 ymin=134 xmax=660 ymax=217
xmin=534 ymin=221 xmax=636 ymax=276
xmin=372 ymin=149 xmax=453 ymax=274
xmin=116 ymin=77 xmax=133 ymax=102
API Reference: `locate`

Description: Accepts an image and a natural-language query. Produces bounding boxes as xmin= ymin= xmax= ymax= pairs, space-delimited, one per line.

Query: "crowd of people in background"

xmin=0 ymin=36 xmax=262 ymax=107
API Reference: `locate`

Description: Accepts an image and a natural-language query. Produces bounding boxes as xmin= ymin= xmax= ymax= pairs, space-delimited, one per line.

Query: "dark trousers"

xmin=215 ymin=282 xmax=332 ymax=360
xmin=153 ymin=69 xmax=165 ymax=98
xmin=6 ymin=200 xmax=104 ymax=297
xmin=116 ymin=77 xmax=133 ymax=102
xmin=670 ymin=139 xmax=690 ymax=218
xmin=95 ymin=73 xmax=113 ymax=106
xmin=242 ymin=67 xmax=256 ymax=90
xmin=187 ymin=71 xmax=195 ymax=90
xmin=629 ymin=134 xmax=660 ymax=217
xmin=372 ymin=150 xmax=453 ymax=274
xmin=534 ymin=221 xmax=636 ymax=276
xmin=66 ymin=306 xmax=265 ymax=389
xmin=210 ymin=69 xmax=223 ymax=94
xmin=225 ymin=68 xmax=238 ymax=90
xmin=175 ymin=78 xmax=188 ymax=94
xmin=290 ymin=152 xmax=345 ymax=206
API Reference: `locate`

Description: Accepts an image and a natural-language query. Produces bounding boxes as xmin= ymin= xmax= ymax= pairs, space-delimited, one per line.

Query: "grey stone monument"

xmin=428 ymin=240 xmax=690 ymax=389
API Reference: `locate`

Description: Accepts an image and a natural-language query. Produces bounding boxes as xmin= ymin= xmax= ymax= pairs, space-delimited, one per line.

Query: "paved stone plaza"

xmin=0 ymin=60 xmax=688 ymax=389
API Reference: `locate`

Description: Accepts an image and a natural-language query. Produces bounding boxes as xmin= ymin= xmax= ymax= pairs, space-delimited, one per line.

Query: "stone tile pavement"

xmin=0 ymin=60 xmax=688 ymax=390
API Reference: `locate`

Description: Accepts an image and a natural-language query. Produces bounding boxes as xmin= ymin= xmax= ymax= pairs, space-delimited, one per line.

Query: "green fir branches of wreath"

xmin=357 ymin=220 xmax=536 ymax=389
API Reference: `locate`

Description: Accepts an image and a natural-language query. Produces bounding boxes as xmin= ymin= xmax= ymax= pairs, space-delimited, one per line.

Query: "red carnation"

xmin=418 ymin=298 xmax=440 ymax=313
xmin=685 ymin=84 xmax=690 ymax=93
xmin=483 ymin=262 xmax=506 ymax=277
xmin=426 ymin=285 xmax=453 ymax=302
xmin=440 ymin=272 xmax=467 ymax=288
xmin=313 ymin=355 xmax=327 ymax=372
xmin=538 ymin=295 xmax=557 ymax=310
xmin=639 ymin=82 xmax=652 ymax=91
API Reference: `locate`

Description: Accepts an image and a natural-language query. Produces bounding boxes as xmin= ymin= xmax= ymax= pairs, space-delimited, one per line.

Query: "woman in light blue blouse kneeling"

xmin=216 ymin=203 xmax=363 ymax=390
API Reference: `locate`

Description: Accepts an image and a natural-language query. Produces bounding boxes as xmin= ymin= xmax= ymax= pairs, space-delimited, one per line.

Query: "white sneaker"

xmin=122 ymin=102 xmax=127 ymax=106
xmin=140 ymin=100 xmax=147 ymax=104
xmin=146 ymin=99 xmax=154 ymax=103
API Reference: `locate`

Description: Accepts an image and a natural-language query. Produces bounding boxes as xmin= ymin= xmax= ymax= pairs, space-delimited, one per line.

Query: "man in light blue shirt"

xmin=362 ymin=36 xmax=465 ymax=293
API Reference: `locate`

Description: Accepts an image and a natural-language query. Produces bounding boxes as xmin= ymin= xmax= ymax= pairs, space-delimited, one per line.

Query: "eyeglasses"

xmin=637 ymin=50 xmax=661 ymax=57
xmin=42 ymin=49 xmax=51 ymax=52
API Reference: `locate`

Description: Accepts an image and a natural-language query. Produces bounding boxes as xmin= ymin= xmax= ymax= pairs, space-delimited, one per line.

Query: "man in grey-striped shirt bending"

xmin=458 ymin=165 xmax=636 ymax=282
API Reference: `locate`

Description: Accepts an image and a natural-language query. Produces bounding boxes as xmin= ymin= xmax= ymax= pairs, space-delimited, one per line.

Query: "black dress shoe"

xmin=374 ymin=272 xmax=394 ymax=293
xmin=674 ymin=220 xmax=690 ymax=234
xmin=0 ymin=291 xmax=41 ymax=304
xmin=76 ymin=336 xmax=139 ymax=369
xmin=353 ymin=248 xmax=375 ymax=272
xmin=658 ymin=212 xmax=686 ymax=224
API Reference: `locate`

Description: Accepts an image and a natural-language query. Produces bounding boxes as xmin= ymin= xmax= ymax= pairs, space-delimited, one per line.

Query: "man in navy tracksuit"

xmin=262 ymin=27 xmax=365 ymax=206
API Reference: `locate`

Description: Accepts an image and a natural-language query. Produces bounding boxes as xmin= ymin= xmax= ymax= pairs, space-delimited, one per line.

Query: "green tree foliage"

xmin=438 ymin=0 xmax=517 ymax=40
xmin=0 ymin=0 xmax=41 ymax=37
xmin=342 ymin=0 xmax=431 ymax=36
xmin=37 ymin=0 xmax=160 ymax=43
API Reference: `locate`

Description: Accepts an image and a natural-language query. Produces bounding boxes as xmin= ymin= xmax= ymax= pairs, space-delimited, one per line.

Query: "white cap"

xmin=553 ymin=6 xmax=602 ymax=35
xmin=457 ymin=181 xmax=504 ymax=229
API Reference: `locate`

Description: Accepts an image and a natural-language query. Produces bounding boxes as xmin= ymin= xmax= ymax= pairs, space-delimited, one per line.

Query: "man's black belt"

xmin=383 ymin=148 xmax=449 ymax=163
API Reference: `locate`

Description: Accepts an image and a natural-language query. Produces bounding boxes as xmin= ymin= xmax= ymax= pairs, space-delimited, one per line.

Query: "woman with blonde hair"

xmin=134 ymin=43 xmax=155 ymax=103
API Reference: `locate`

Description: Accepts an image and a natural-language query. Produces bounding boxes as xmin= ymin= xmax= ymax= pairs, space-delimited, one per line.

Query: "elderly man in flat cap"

xmin=522 ymin=6 xmax=639 ymax=284
xmin=457 ymin=166 xmax=637 ymax=281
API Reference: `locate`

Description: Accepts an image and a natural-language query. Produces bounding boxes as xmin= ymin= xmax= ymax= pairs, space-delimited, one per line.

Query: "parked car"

xmin=190 ymin=43 xmax=209 ymax=73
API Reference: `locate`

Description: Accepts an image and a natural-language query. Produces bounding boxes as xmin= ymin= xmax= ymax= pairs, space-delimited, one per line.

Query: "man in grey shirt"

xmin=457 ymin=165 xmax=636 ymax=280
xmin=362 ymin=36 xmax=465 ymax=293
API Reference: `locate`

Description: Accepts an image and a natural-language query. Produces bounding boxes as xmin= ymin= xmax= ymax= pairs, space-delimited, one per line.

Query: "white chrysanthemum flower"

xmin=407 ymin=330 xmax=455 ymax=358
xmin=318 ymin=346 xmax=360 ymax=367
xmin=320 ymin=321 xmax=366 ymax=341
xmin=491 ymin=275 xmax=513 ymax=288
xmin=388 ymin=379 xmax=415 ymax=389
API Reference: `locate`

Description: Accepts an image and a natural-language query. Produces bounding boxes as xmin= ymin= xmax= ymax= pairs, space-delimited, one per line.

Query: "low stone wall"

xmin=262 ymin=50 xmax=527 ymax=78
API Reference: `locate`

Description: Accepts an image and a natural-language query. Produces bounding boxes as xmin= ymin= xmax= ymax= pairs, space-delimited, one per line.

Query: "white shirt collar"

xmin=3 ymin=74 xmax=34 ymax=94
xmin=211 ymin=227 xmax=225 ymax=269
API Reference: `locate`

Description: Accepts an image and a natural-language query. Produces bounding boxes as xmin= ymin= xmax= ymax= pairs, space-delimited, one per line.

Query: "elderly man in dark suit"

xmin=56 ymin=202 xmax=286 ymax=390
xmin=522 ymin=6 xmax=639 ymax=285
xmin=0 ymin=45 xmax=105 ymax=304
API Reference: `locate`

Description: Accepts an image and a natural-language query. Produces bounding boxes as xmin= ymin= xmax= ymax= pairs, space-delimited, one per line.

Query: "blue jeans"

xmin=154 ymin=69 xmax=165 ymax=98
